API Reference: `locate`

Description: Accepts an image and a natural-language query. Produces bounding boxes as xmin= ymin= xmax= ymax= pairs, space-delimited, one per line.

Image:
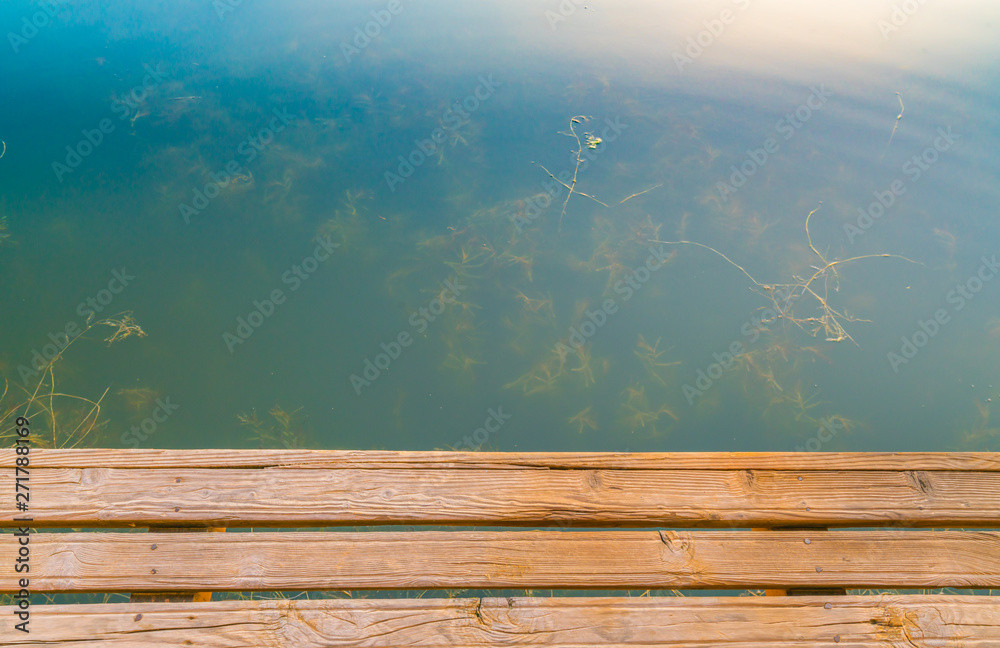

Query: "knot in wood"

xmin=658 ymin=530 xmax=688 ymax=554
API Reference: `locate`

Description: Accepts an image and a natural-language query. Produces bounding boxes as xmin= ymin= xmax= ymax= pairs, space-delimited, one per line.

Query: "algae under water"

xmin=1 ymin=0 xmax=998 ymax=454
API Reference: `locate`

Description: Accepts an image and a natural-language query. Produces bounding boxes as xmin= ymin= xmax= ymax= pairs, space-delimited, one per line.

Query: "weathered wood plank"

xmin=4 ymin=530 xmax=999 ymax=592
xmin=129 ymin=527 xmax=226 ymax=603
xmin=4 ymin=595 xmax=999 ymax=647
xmin=4 ymin=465 xmax=999 ymax=527
xmin=753 ymin=526 xmax=847 ymax=597
xmin=4 ymin=448 xmax=999 ymax=470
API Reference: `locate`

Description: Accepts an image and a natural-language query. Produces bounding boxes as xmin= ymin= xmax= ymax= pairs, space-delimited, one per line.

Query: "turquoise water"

xmin=2 ymin=0 xmax=999 ymax=453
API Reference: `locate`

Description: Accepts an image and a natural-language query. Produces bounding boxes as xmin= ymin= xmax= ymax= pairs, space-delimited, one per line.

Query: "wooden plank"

xmin=129 ymin=527 xmax=226 ymax=603
xmin=4 ymin=465 xmax=999 ymax=527
xmin=4 ymin=448 xmax=1000 ymax=470
xmin=4 ymin=595 xmax=999 ymax=646
xmin=754 ymin=526 xmax=790 ymax=596
xmin=4 ymin=530 xmax=999 ymax=592
xmin=754 ymin=526 xmax=847 ymax=597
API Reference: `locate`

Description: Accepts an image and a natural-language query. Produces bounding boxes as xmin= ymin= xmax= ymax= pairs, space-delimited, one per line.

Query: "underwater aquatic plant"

xmin=238 ymin=404 xmax=312 ymax=449
xmin=1 ymin=312 xmax=146 ymax=448
xmin=533 ymin=115 xmax=662 ymax=232
xmin=634 ymin=334 xmax=681 ymax=388
xmin=653 ymin=204 xmax=921 ymax=346
xmin=568 ymin=406 xmax=598 ymax=434
xmin=618 ymin=380 xmax=679 ymax=436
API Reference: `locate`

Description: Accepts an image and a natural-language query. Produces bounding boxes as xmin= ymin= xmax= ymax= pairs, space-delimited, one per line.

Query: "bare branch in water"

xmin=652 ymin=203 xmax=922 ymax=347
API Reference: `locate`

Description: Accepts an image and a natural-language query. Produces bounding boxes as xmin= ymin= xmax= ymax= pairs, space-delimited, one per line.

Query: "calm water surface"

xmin=2 ymin=0 xmax=999 ymax=453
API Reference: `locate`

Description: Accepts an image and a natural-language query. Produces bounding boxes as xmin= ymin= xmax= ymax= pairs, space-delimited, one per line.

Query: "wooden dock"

xmin=2 ymin=449 xmax=999 ymax=645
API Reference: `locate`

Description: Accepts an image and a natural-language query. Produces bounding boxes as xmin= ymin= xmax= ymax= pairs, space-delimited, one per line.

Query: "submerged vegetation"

xmin=238 ymin=404 xmax=313 ymax=449
xmin=1 ymin=313 xmax=146 ymax=448
xmin=300 ymin=114 xmax=938 ymax=447
xmin=2 ymin=82 xmax=995 ymax=455
xmin=653 ymin=204 xmax=922 ymax=346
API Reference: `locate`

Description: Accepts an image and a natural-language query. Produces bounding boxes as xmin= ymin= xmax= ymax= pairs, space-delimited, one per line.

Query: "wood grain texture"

xmin=4 ymin=530 xmax=999 ymax=592
xmin=4 ymin=448 xmax=1000 ymax=470
xmin=4 ymin=465 xmax=999 ymax=527
xmin=129 ymin=527 xmax=226 ymax=604
xmin=4 ymin=595 xmax=999 ymax=647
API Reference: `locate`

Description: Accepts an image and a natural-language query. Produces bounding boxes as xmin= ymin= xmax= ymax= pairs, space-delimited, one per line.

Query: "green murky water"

xmin=2 ymin=0 xmax=999 ymax=454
